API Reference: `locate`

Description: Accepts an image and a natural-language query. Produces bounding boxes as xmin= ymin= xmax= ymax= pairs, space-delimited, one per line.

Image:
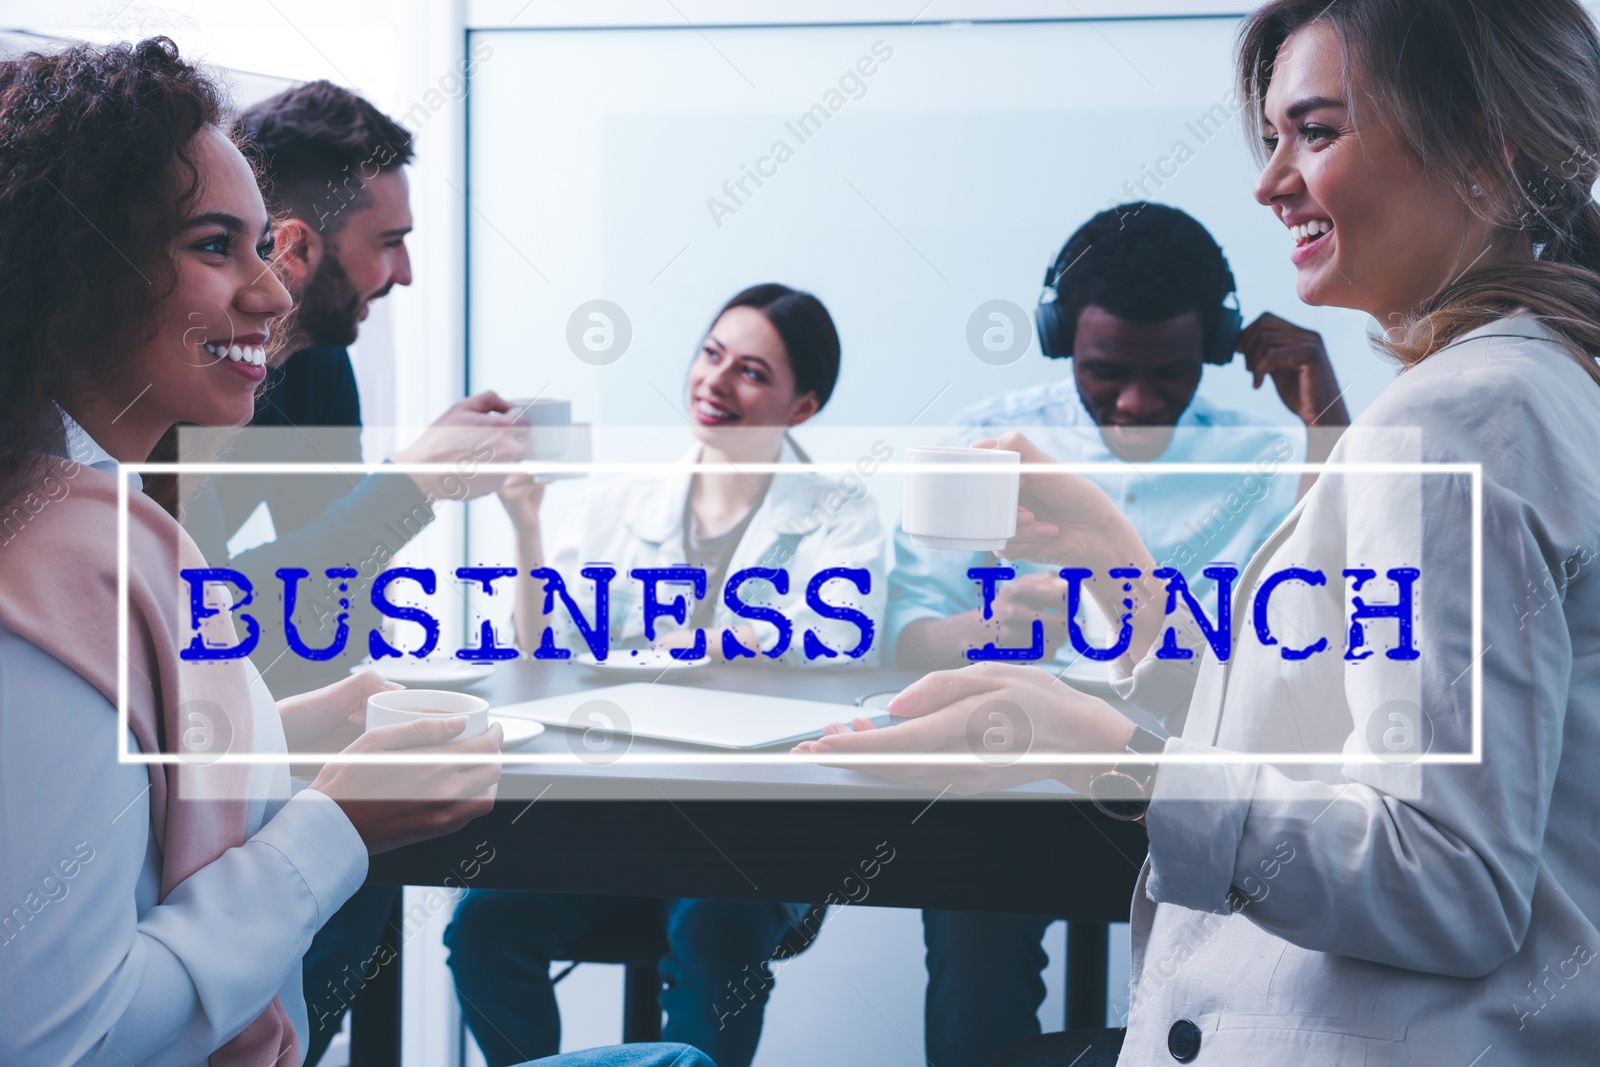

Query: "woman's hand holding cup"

xmin=974 ymin=431 xmax=1140 ymax=571
xmin=310 ymin=688 xmax=504 ymax=856
xmin=975 ymin=430 xmax=1163 ymax=664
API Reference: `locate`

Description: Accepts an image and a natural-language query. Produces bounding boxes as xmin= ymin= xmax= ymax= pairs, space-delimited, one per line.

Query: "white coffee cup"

xmin=902 ymin=445 xmax=1021 ymax=552
xmin=533 ymin=421 xmax=592 ymax=483
xmin=508 ymin=397 xmax=573 ymax=459
xmin=365 ymin=688 xmax=490 ymax=738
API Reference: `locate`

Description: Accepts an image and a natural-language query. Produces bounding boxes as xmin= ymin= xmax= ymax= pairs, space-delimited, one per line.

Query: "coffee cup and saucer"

xmin=507 ymin=397 xmax=592 ymax=482
xmin=365 ymin=688 xmax=545 ymax=748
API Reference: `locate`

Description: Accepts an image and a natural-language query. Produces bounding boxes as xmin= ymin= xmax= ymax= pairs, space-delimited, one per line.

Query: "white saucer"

xmin=908 ymin=533 xmax=1009 ymax=552
xmin=575 ymin=648 xmax=709 ymax=671
xmin=350 ymin=659 xmax=498 ymax=688
xmin=489 ymin=713 xmax=547 ymax=749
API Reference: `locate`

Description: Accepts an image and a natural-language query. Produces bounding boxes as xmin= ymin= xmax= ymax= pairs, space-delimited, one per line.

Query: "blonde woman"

xmin=802 ymin=1 xmax=1600 ymax=1063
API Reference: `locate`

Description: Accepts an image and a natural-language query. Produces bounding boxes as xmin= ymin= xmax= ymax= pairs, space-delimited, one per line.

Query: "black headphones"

xmin=1033 ymin=240 xmax=1243 ymax=365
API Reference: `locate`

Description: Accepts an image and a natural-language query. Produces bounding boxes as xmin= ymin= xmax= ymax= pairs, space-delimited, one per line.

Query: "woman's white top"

xmin=1112 ymin=315 xmax=1600 ymax=1064
xmin=544 ymin=439 xmax=887 ymax=664
xmin=0 ymin=421 xmax=367 ymax=1066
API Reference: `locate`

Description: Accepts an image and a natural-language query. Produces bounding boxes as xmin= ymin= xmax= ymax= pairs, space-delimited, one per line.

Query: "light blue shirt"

xmin=0 ymin=414 xmax=367 ymax=1065
xmin=886 ymin=379 xmax=1302 ymax=668
xmin=57 ymin=405 xmax=139 ymax=489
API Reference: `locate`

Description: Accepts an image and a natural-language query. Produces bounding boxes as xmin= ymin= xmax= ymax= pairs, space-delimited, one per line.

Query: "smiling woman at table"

xmin=0 ymin=37 xmax=707 ymax=1067
xmin=499 ymin=283 xmax=886 ymax=664
xmin=449 ymin=285 xmax=884 ymax=1067
xmin=798 ymin=1 xmax=1600 ymax=1064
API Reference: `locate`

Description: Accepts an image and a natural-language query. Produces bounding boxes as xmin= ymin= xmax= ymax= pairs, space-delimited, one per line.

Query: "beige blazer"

xmin=1112 ymin=314 xmax=1600 ymax=1064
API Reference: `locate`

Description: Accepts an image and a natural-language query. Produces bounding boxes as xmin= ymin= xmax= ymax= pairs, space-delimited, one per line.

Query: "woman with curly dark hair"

xmin=0 ymin=38 xmax=709 ymax=1067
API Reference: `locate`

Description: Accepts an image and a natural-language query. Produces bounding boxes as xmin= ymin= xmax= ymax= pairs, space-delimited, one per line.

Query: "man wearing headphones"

xmin=885 ymin=201 xmax=1348 ymax=1067
xmin=890 ymin=200 xmax=1347 ymax=674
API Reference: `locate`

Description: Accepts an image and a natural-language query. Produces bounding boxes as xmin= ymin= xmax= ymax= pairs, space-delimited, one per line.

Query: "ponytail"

xmin=1384 ymin=258 xmax=1600 ymax=388
xmin=1540 ymin=199 xmax=1600 ymax=277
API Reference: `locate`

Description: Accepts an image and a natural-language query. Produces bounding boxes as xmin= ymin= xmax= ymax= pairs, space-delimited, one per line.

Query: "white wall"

xmin=463 ymin=17 xmax=1381 ymax=437
xmin=458 ymin=14 xmax=1384 ymax=591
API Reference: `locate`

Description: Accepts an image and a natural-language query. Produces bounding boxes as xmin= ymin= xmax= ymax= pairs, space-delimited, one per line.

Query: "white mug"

xmin=508 ymin=397 xmax=573 ymax=459
xmin=365 ymin=688 xmax=490 ymax=738
xmin=902 ymin=445 xmax=1021 ymax=552
xmin=533 ymin=421 xmax=593 ymax=482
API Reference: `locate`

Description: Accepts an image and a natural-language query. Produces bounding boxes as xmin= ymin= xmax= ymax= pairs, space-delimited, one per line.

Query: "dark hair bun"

xmin=710 ymin=283 xmax=842 ymax=410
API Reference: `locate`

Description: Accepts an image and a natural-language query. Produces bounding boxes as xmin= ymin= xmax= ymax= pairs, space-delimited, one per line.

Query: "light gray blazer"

xmin=1112 ymin=314 xmax=1600 ymax=1064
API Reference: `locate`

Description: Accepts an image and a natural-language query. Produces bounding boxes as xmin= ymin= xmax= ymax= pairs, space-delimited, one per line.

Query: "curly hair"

xmin=1043 ymin=201 xmax=1237 ymax=359
xmin=0 ymin=36 xmax=229 ymax=508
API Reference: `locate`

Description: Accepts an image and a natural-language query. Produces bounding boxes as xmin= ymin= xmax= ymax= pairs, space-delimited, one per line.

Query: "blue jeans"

xmin=301 ymin=883 xmax=404 ymax=1066
xmin=923 ymin=910 xmax=1057 ymax=1067
xmin=516 ymin=1044 xmax=715 ymax=1067
xmin=446 ymin=891 xmax=803 ymax=1067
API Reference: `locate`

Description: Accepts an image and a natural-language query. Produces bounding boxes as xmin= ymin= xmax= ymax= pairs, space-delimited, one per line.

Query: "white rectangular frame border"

xmin=118 ymin=459 xmax=1481 ymax=766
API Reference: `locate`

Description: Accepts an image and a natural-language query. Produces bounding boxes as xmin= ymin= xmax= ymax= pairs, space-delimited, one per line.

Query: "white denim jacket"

xmin=544 ymin=440 xmax=887 ymax=666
